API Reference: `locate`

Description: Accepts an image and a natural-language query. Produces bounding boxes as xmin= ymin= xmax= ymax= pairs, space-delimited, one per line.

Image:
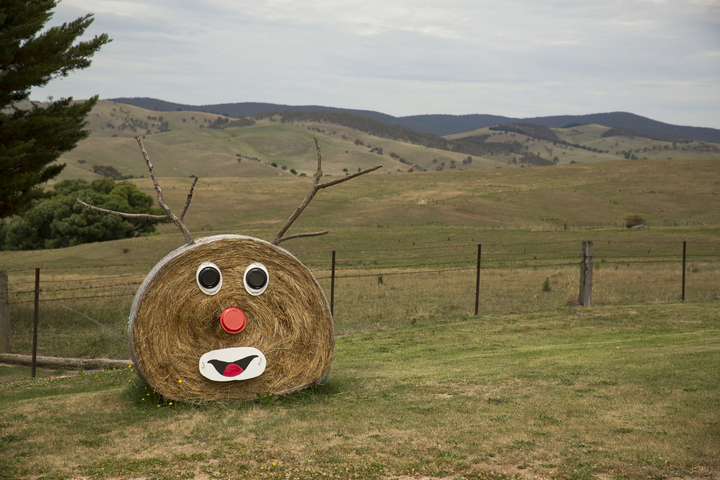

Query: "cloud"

xmin=29 ymin=0 xmax=720 ymax=129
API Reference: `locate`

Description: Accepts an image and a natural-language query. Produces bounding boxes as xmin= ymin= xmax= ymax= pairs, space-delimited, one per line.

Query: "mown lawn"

xmin=1 ymin=301 xmax=718 ymax=480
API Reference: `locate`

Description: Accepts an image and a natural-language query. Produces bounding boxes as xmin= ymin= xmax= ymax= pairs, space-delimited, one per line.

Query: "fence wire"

xmin=1 ymin=239 xmax=719 ymax=382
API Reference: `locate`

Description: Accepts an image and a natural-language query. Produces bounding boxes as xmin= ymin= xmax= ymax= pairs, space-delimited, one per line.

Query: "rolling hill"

xmin=54 ymin=99 xmax=719 ymax=183
xmin=1 ymin=98 xmax=716 ymax=258
xmin=60 ymin=100 xmax=497 ymax=180
xmin=110 ymin=97 xmax=720 ymax=143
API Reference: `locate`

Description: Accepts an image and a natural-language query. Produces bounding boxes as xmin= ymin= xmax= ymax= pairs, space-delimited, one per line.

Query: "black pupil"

xmin=198 ymin=267 xmax=220 ymax=289
xmin=246 ymin=268 xmax=267 ymax=290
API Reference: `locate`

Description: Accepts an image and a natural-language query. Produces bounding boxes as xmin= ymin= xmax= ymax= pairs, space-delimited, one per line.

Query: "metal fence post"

xmin=579 ymin=241 xmax=593 ymax=306
xmin=682 ymin=241 xmax=687 ymax=302
xmin=474 ymin=244 xmax=482 ymax=315
xmin=330 ymin=250 xmax=336 ymax=317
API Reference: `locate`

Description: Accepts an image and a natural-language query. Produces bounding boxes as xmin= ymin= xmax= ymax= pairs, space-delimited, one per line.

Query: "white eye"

xmin=244 ymin=262 xmax=268 ymax=296
xmin=197 ymin=262 xmax=222 ymax=295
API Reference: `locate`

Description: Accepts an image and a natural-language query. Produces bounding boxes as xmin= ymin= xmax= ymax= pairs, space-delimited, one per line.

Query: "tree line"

xmin=0 ymin=178 xmax=162 ymax=250
xmin=490 ymin=123 xmax=608 ymax=155
xmin=253 ymin=111 xmax=532 ymax=158
xmin=601 ymin=126 xmax=692 ymax=143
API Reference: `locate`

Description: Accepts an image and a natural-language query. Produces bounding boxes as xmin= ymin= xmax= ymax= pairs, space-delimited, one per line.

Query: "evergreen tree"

xmin=0 ymin=0 xmax=110 ymax=219
xmin=0 ymin=178 xmax=163 ymax=250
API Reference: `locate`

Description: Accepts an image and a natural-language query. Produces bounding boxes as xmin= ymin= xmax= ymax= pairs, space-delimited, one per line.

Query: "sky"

xmin=32 ymin=0 xmax=720 ymax=129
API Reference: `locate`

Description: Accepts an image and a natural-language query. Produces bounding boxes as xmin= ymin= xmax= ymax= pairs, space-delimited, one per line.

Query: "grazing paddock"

xmin=1 ymin=301 xmax=718 ymax=480
xmin=3 ymin=235 xmax=718 ymax=364
xmin=1 ymin=158 xmax=719 ymax=478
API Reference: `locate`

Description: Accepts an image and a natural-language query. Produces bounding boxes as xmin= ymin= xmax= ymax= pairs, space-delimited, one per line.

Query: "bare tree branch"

xmin=275 ymin=230 xmax=330 ymax=245
xmin=180 ymin=175 xmax=199 ymax=221
xmin=133 ymin=137 xmax=196 ymax=244
xmin=76 ymin=199 xmax=170 ymax=221
xmin=317 ymin=165 xmax=383 ymax=189
xmin=76 ymin=138 xmax=197 ymax=245
xmin=271 ymin=136 xmax=381 ymax=246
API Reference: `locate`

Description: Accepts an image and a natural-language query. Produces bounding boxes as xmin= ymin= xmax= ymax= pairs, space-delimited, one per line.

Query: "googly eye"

xmin=244 ymin=262 xmax=268 ymax=296
xmin=197 ymin=262 xmax=222 ymax=295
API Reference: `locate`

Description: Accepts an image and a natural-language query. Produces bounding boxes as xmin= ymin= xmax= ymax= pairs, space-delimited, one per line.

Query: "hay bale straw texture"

xmin=129 ymin=235 xmax=334 ymax=403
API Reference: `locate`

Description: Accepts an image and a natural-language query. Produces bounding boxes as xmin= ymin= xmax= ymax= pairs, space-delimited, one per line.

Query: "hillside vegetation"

xmin=110 ymin=97 xmax=720 ymax=142
xmin=51 ymin=100 xmax=720 ymax=183
xmin=36 ymin=99 xmax=720 ymax=249
xmin=56 ymin=101 xmax=471 ymax=180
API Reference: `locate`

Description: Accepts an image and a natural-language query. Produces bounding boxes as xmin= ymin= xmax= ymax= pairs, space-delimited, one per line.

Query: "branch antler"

xmin=76 ymin=137 xmax=197 ymax=245
xmin=271 ymin=136 xmax=381 ymax=245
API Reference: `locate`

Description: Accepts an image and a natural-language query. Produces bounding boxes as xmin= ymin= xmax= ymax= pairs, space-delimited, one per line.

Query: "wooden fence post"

xmin=579 ymin=241 xmax=593 ymax=306
xmin=32 ymin=268 xmax=40 ymax=379
xmin=0 ymin=270 xmax=10 ymax=353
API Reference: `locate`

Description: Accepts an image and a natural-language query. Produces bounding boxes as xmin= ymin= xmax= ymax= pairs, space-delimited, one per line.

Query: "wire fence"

xmin=1 ymin=238 xmax=719 ymax=382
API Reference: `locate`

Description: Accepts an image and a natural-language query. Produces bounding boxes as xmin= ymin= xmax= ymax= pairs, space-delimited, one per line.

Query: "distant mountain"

xmin=398 ymin=114 xmax=515 ymax=136
xmin=109 ymin=97 xmax=720 ymax=144
xmin=109 ymin=97 xmax=399 ymax=125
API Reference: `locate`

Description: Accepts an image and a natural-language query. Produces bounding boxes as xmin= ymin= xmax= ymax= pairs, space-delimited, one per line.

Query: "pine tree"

xmin=0 ymin=0 xmax=110 ymax=219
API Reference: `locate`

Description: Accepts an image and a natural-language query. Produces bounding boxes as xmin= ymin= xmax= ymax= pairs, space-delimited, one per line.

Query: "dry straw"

xmin=130 ymin=235 xmax=334 ymax=402
xmin=79 ymin=137 xmax=379 ymax=403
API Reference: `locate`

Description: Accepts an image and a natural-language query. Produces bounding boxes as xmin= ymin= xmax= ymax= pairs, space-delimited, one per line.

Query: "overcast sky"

xmin=32 ymin=0 xmax=720 ymax=129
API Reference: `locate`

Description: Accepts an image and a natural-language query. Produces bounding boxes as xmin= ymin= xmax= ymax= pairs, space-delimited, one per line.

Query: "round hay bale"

xmin=129 ymin=234 xmax=333 ymax=403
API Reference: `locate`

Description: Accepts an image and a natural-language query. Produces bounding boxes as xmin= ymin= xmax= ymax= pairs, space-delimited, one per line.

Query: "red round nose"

xmin=220 ymin=307 xmax=247 ymax=334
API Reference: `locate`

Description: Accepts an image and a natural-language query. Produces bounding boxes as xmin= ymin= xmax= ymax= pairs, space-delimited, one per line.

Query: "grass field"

xmin=1 ymin=302 xmax=718 ymax=480
xmin=2 ymin=156 xmax=719 ymax=360
xmin=45 ymin=156 xmax=720 ymax=242
xmin=1 ymin=111 xmax=720 ymax=479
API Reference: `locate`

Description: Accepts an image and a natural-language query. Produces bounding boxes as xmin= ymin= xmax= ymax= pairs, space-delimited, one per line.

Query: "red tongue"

xmin=223 ymin=364 xmax=244 ymax=377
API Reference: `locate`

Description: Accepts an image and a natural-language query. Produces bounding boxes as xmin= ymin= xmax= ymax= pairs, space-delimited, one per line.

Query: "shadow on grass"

xmin=122 ymin=370 xmax=354 ymax=412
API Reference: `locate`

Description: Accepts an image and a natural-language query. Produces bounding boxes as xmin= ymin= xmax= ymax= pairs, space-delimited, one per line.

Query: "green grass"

xmin=2 ymin=105 xmax=720 ymax=479
xmin=4 ymin=250 xmax=718 ymax=361
xmin=2 ymin=159 xmax=719 ymax=361
xmin=46 ymin=157 xmax=720 ymax=244
xmin=6 ymin=155 xmax=718 ymax=288
xmin=1 ymin=302 xmax=718 ymax=479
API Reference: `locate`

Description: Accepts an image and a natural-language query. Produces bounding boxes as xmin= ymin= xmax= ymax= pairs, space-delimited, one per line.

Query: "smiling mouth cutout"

xmin=199 ymin=347 xmax=266 ymax=382
xmin=208 ymin=355 xmax=258 ymax=377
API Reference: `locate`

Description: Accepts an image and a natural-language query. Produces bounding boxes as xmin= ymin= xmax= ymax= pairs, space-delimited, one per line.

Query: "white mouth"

xmin=199 ymin=347 xmax=266 ymax=382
